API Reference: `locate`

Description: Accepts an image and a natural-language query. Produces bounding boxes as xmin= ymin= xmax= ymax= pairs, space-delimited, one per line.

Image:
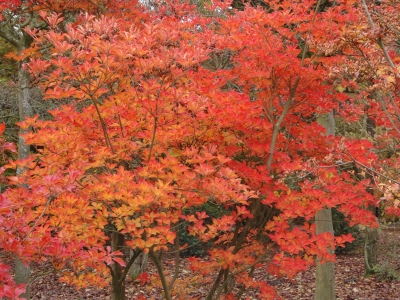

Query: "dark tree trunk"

xmin=364 ymin=116 xmax=379 ymax=275
xmin=111 ymin=232 xmax=126 ymax=300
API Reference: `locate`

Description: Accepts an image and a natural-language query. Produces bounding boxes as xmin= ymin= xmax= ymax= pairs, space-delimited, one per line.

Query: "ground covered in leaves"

xmin=28 ymin=227 xmax=400 ymax=299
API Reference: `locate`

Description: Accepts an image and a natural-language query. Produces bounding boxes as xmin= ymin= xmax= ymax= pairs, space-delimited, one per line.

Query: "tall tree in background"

xmin=315 ymin=113 xmax=336 ymax=299
xmin=327 ymin=0 xmax=400 ymax=275
xmin=0 ymin=2 xmax=43 ymax=297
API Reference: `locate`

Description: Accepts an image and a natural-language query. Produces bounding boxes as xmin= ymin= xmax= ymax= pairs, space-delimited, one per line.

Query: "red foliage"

xmin=2 ymin=0 xmax=398 ymax=298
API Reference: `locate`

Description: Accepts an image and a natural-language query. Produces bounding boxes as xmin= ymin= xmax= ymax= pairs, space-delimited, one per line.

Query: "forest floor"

xmin=28 ymin=224 xmax=400 ymax=300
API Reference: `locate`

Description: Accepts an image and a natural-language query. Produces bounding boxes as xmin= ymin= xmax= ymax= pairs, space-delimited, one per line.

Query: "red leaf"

xmin=112 ymin=257 xmax=126 ymax=267
xmin=136 ymin=272 xmax=150 ymax=285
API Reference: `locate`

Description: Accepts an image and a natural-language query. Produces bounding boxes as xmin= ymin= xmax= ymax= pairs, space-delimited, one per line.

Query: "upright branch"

xmin=266 ymin=77 xmax=300 ymax=172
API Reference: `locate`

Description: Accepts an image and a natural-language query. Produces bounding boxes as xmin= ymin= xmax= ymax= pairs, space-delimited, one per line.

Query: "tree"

xmin=204 ymin=1 xmax=378 ymax=298
xmin=326 ymin=0 xmax=400 ymax=275
xmin=0 ymin=1 xmax=145 ymax=298
xmin=315 ymin=113 xmax=336 ymax=300
xmin=2 ymin=3 xmax=257 ymax=299
xmin=0 ymin=0 xmax=384 ymax=299
xmin=0 ymin=2 xmax=37 ymax=293
xmin=0 ymin=123 xmax=25 ymax=299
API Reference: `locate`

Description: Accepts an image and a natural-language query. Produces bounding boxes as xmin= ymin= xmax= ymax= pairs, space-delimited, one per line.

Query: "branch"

xmin=20 ymin=12 xmax=32 ymax=28
xmin=345 ymin=153 xmax=400 ymax=185
xmin=23 ymin=197 xmax=52 ymax=241
xmin=149 ymin=249 xmax=171 ymax=300
xmin=300 ymin=0 xmax=323 ymax=66
xmin=214 ymin=253 xmax=270 ymax=300
xmin=361 ymin=0 xmax=395 ymax=68
xmin=205 ymin=269 xmax=224 ymax=300
xmin=148 ymin=116 xmax=157 ymax=163
xmin=375 ymin=93 xmax=400 ymax=137
xmin=266 ymin=77 xmax=300 ymax=172
xmin=91 ymin=96 xmax=115 ymax=154
xmin=168 ymin=228 xmax=180 ymax=291
xmin=117 ymin=249 xmax=143 ymax=285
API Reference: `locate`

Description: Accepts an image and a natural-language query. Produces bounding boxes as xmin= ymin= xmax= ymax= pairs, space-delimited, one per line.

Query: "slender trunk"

xmin=206 ymin=270 xmax=224 ymax=300
xmin=364 ymin=116 xmax=379 ymax=275
xmin=315 ymin=112 xmax=336 ymax=300
xmin=111 ymin=232 xmax=126 ymax=300
xmin=149 ymin=249 xmax=171 ymax=300
xmin=168 ymin=226 xmax=180 ymax=291
xmin=364 ymin=219 xmax=378 ymax=275
xmin=15 ymin=59 xmax=33 ymax=300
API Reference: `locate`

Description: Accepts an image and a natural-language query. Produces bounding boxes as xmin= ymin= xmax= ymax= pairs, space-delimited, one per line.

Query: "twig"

xmin=346 ymin=153 xmax=400 ymax=185
xmin=300 ymin=0 xmax=323 ymax=66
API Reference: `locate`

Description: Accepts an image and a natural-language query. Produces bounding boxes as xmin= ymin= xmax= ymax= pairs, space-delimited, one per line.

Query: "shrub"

xmin=372 ymin=263 xmax=400 ymax=281
xmin=333 ymin=208 xmax=363 ymax=254
xmin=179 ymin=201 xmax=227 ymax=257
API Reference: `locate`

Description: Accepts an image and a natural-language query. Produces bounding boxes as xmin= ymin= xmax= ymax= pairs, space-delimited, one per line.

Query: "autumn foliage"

xmin=0 ymin=0 xmax=399 ymax=298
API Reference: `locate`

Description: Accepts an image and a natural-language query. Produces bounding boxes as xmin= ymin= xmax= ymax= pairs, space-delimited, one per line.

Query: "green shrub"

xmin=372 ymin=263 xmax=400 ymax=281
xmin=332 ymin=208 xmax=362 ymax=254
xmin=179 ymin=201 xmax=227 ymax=257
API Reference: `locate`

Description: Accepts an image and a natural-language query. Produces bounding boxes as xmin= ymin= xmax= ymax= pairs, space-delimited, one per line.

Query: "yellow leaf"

xmin=335 ymin=85 xmax=345 ymax=93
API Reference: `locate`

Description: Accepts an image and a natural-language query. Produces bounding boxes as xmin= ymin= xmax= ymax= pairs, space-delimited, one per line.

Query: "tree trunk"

xmin=364 ymin=116 xmax=379 ymax=275
xmin=129 ymin=251 xmax=148 ymax=279
xmin=15 ymin=60 xmax=33 ymax=300
xmin=15 ymin=258 xmax=30 ymax=299
xmin=315 ymin=208 xmax=336 ymax=300
xmin=1 ymin=15 xmax=44 ymax=300
xmin=364 ymin=222 xmax=378 ymax=275
xmin=111 ymin=232 xmax=126 ymax=300
xmin=315 ymin=112 xmax=336 ymax=300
